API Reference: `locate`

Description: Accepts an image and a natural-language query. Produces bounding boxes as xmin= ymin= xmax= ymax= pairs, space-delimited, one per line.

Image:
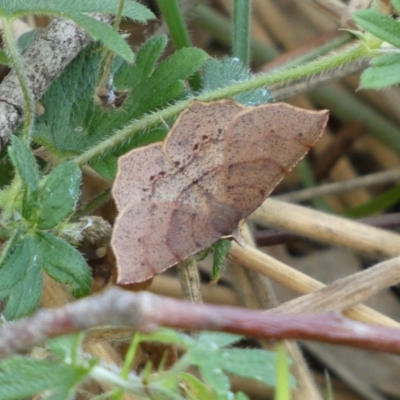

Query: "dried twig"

xmin=177 ymin=257 xmax=203 ymax=303
xmin=250 ymin=198 xmax=400 ymax=258
xmin=228 ymin=224 xmax=323 ymax=400
xmin=277 ymin=167 xmax=400 ymax=203
xmin=271 ymin=256 xmax=400 ymax=315
xmin=229 ymin=242 xmax=400 ymax=328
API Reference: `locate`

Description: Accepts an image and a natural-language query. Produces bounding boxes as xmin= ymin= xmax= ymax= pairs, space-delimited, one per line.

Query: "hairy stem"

xmin=232 ymin=0 xmax=251 ymax=66
xmin=74 ymin=43 xmax=370 ymax=165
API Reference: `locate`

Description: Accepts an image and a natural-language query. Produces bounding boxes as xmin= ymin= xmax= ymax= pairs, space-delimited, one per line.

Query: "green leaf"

xmin=47 ymin=333 xmax=85 ymax=363
xmin=211 ymin=240 xmax=231 ymax=283
xmin=32 ymin=43 xmax=102 ymax=156
xmin=0 ymin=0 xmax=154 ymax=22
xmin=344 ymin=185 xmax=400 ymax=218
xmin=0 ymin=232 xmax=90 ymax=319
xmin=90 ymin=155 xmax=118 ymax=180
xmin=0 ymin=50 xmax=8 ymax=65
xmin=197 ymin=363 xmax=231 ymax=398
xmin=222 ymin=348 xmax=282 ymax=387
xmin=185 ymin=334 xmax=282 ymax=391
xmin=0 ymin=149 xmax=14 ymax=188
xmin=202 ymin=57 xmax=272 ymax=105
xmin=69 ymin=13 xmax=134 ymax=62
xmin=0 ymin=0 xmax=154 ymax=64
xmin=17 ymin=29 xmax=39 ymax=51
xmin=36 ymin=231 xmax=91 ymax=298
xmin=37 ymin=162 xmax=81 ymax=229
xmin=0 ymin=355 xmax=89 ymax=400
xmin=198 ymin=331 xmax=242 ymax=348
xmin=353 ymin=9 xmax=400 ymax=49
xmin=0 ymin=236 xmax=43 ymax=319
xmin=7 ymin=137 xmax=40 ymax=222
xmin=360 ymin=54 xmax=400 ymax=89
xmin=8 ymin=136 xmax=39 ymax=194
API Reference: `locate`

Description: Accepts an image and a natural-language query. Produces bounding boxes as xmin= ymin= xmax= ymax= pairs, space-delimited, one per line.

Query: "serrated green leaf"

xmin=33 ymin=36 xmax=167 ymax=157
xmin=108 ymin=40 xmax=208 ymax=124
xmin=70 ymin=13 xmax=134 ymax=62
xmin=217 ymin=348 xmax=280 ymax=387
xmin=186 ymin=335 xmax=284 ymax=391
xmin=37 ymin=162 xmax=81 ymax=229
xmin=0 ymin=236 xmax=42 ymax=319
xmin=8 ymin=136 xmax=39 ymax=194
xmin=33 ymin=43 xmax=101 ymax=156
xmin=202 ymin=57 xmax=272 ymax=106
xmin=353 ymin=10 xmax=400 ymax=49
xmin=211 ymin=240 xmax=231 ymax=283
xmin=36 ymin=231 xmax=91 ymax=298
xmin=88 ymin=44 xmax=208 ymax=165
xmin=0 ymin=355 xmax=89 ymax=400
xmin=0 ymin=232 xmax=90 ymax=319
xmin=360 ymin=54 xmax=400 ymax=89
xmin=129 ymin=34 xmax=168 ymax=76
xmin=34 ymin=35 xmax=207 ymax=171
xmin=0 ymin=0 xmax=154 ymax=22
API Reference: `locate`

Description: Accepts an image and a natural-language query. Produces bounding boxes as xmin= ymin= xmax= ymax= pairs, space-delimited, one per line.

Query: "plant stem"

xmin=297 ymin=159 xmax=331 ymax=211
xmin=275 ymin=343 xmax=290 ymax=400
xmin=157 ymin=0 xmax=192 ymax=50
xmin=192 ymin=4 xmax=278 ymax=64
xmin=157 ymin=0 xmax=202 ymax=90
xmin=232 ymin=0 xmax=251 ymax=67
xmin=110 ymin=332 xmax=141 ymax=400
xmin=74 ymin=43 xmax=369 ymax=165
xmin=97 ymin=0 xmax=125 ymax=91
xmin=2 ymin=19 xmax=34 ymax=145
xmin=113 ymin=0 xmax=125 ymax=30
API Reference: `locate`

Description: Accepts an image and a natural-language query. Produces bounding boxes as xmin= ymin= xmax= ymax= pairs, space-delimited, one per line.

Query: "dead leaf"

xmin=112 ymin=100 xmax=329 ymax=284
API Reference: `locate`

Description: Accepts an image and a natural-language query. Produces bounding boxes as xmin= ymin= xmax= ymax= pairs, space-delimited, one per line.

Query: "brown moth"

xmin=112 ymin=100 xmax=329 ymax=284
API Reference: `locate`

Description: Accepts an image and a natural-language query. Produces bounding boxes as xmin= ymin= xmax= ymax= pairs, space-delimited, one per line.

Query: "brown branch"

xmin=2 ymin=287 xmax=400 ymax=359
xmin=0 ymin=14 xmax=113 ymax=149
